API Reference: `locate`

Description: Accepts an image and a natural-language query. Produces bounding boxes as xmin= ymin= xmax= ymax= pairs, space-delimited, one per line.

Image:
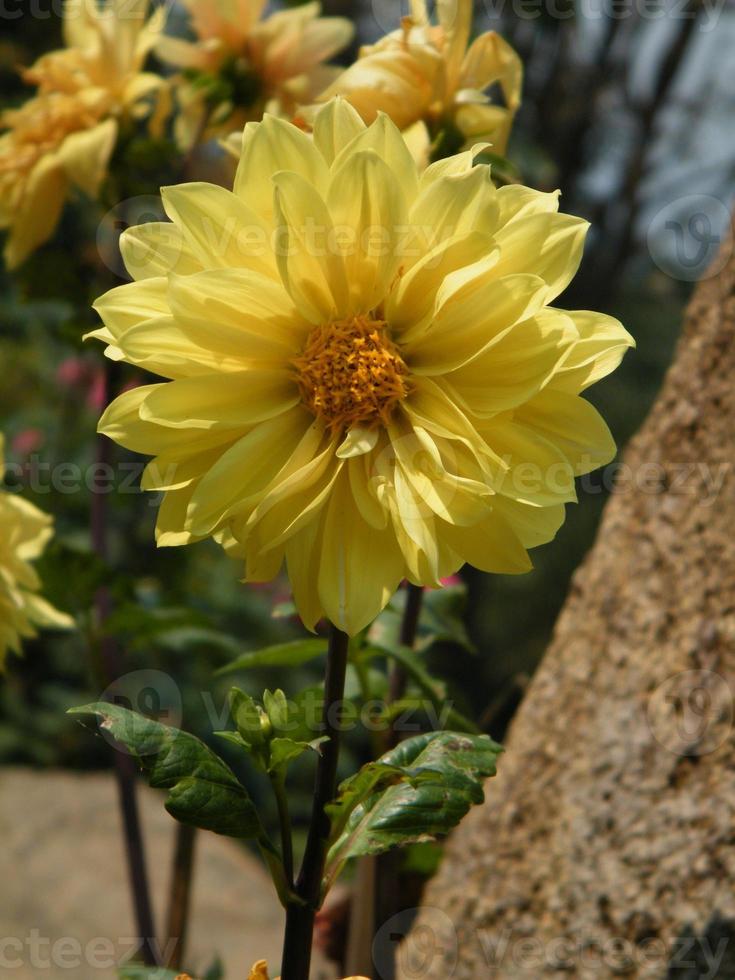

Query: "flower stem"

xmin=92 ymin=363 xmax=158 ymax=967
xmin=372 ymin=583 xmax=424 ymax=980
xmin=271 ymin=771 xmax=295 ymax=888
xmin=280 ymin=623 xmax=350 ymax=980
xmin=388 ymin=584 xmax=425 ymax=710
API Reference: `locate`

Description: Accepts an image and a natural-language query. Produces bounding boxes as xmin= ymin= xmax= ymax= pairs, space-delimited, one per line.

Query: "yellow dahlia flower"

xmin=0 ymin=435 xmax=74 ymax=668
xmin=90 ymin=100 xmax=633 ymax=635
xmin=314 ymin=0 xmax=521 ymax=156
xmin=156 ymin=0 xmax=353 ymax=146
xmin=0 ymin=0 xmax=166 ymax=269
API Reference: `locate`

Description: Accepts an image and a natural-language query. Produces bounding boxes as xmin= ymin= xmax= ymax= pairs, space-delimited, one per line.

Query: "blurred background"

xmin=0 ymin=0 xmax=733 ymax=975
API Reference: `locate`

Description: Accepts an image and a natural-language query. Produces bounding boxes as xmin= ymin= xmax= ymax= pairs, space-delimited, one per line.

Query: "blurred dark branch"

xmin=555 ymin=13 xmax=626 ymax=203
xmin=592 ymin=0 xmax=703 ymax=302
xmin=92 ymin=388 xmax=158 ymax=966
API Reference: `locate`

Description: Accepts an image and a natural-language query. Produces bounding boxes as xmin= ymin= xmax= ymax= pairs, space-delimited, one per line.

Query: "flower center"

xmin=293 ymin=315 xmax=410 ymax=435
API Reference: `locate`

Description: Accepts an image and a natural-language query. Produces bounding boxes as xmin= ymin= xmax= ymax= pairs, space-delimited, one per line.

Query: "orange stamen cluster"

xmin=293 ymin=315 xmax=410 ymax=434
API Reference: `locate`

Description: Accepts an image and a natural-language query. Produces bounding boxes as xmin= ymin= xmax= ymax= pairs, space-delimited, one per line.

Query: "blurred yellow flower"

xmin=0 ymin=435 xmax=74 ymax=668
xmin=314 ymin=0 xmax=521 ymax=157
xmin=90 ymin=100 xmax=633 ymax=635
xmin=156 ymin=0 xmax=353 ymax=146
xmin=0 ymin=0 xmax=166 ymax=269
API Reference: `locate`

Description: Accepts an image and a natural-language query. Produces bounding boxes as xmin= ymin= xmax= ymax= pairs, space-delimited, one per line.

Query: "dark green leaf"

xmin=215 ymin=638 xmax=326 ymax=675
xmin=269 ymin=735 xmax=327 ymax=772
xmin=214 ymin=729 xmax=250 ymax=750
xmin=325 ymin=761 xmax=429 ymax=847
xmin=325 ymin=731 xmax=502 ymax=885
xmin=69 ymin=702 xmax=264 ymax=839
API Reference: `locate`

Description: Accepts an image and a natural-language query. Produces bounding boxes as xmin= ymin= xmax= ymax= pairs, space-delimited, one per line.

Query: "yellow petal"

xmin=440 ymin=512 xmax=531 ymax=574
xmin=244 ymin=541 xmax=285 ymax=583
xmin=141 ymin=442 xmax=228 ymax=492
xmin=389 ymin=421 xmax=493 ymax=526
xmin=326 ymin=149 xmax=407 ymax=315
xmin=234 ymin=115 xmax=329 ymax=221
xmin=336 ymin=427 xmax=379 ymax=459
xmin=22 ymin=592 xmax=75 ymax=631
xmin=139 ymin=371 xmax=299 ymax=430
xmin=312 ymin=97 xmax=366 ymax=166
xmin=494 ymin=184 xmax=559 ymax=226
xmin=285 ymin=516 xmax=325 ymax=631
xmin=491 ymin=495 xmax=565 ymax=549
xmin=265 ymin=12 xmax=354 ymax=82
xmin=404 ymin=377 xmax=505 ymax=480
xmin=246 ymin=435 xmax=341 ymax=553
xmin=272 ymin=170 xmax=350 ymax=323
xmin=317 ymin=468 xmax=405 ymax=634
xmin=116 ymin=314 xmax=248 ymax=378
xmin=58 ymin=118 xmax=117 ymax=197
xmin=98 ymin=385 xmax=236 ymax=455
xmin=3 ymin=155 xmax=66 ymax=269
xmin=120 ymin=222 xmax=202 ymax=279
xmin=480 ymin=416 xmax=577 ymax=506
xmin=387 ymin=468 xmax=445 ymax=586
xmin=406 ymin=273 xmax=548 ymax=373
xmin=444 ymin=309 xmax=577 ymax=416
xmin=331 ymin=112 xmax=419 ymax=204
xmin=92 ymin=278 xmax=169 ymax=334
xmin=461 ymin=31 xmax=522 ymax=112
xmin=186 ymin=408 xmax=313 ymax=535
xmin=489 ymin=211 xmax=589 ymax=303
xmin=317 ymin=50 xmax=434 ymax=131
xmin=418 ymin=144 xmax=490 ymax=191
xmin=248 ymin=961 xmax=269 ymax=980
xmin=347 ymin=451 xmax=388 ymax=529
xmin=156 ymin=483 xmax=202 ymax=548
xmin=161 ymin=183 xmax=276 ymax=278
xmin=63 ymin=0 xmax=98 ymax=50
xmin=155 ymin=34 xmax=208 ymax=69
xmin=408 ymin=164 xmax=498 ymax=242
xmin=90 ymin=278 xmax=169 ymax=356
xmin=387 ymin=231 xmax=497 ymax=336
xmin=439 ymin=0 xmax=473 ymax=88
xmin=551 ymin=310 xmax=635 ymax=393
xmin=512 ymin=388 xmax=617 ymax=473
xmin=167 ymin=269 xmax=306 ymax=363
